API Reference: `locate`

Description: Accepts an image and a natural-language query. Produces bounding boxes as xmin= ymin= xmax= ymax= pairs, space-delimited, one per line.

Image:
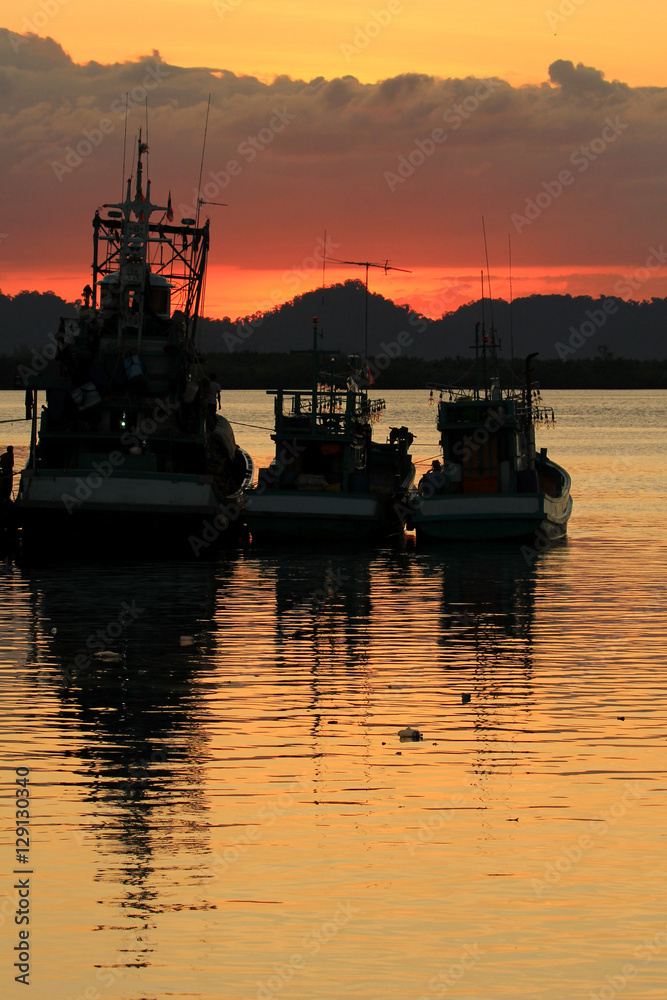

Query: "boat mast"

xmin=325 ymin=256 xmax=411 ymax=362
xmin=481 ymin=216 xmax=501 ymax=390
xmin=508 ymin=232 xmax=514 ymax=365
xmin=194 ymin=94 xmax=211 ymax=230
xmin=480 ymin=270 xmax=487 ymax=397
xmin=100 ymin=130 xmax=167 ymax=350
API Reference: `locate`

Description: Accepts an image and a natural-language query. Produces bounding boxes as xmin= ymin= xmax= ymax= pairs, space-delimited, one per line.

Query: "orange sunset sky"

xmin=1 ymin=0 xmax=667 ymax=320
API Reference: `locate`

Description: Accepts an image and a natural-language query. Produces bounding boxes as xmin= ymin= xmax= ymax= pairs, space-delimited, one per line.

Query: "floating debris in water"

xmin=617 ymin=716 xmax=626 ymax=721
xmin=398 ymin=726 xmax=422 ymax=741
xmin=180 ymin=636 xmax=195 ymax=646
xmin=91 ymin=651 xmax=122 ymax=662
xmin=462 ymin=693 xmax=471 ymax=704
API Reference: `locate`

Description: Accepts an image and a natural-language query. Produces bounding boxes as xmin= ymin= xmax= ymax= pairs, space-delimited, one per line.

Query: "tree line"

xmin=3 ymin=349 xmax=665 ymax=390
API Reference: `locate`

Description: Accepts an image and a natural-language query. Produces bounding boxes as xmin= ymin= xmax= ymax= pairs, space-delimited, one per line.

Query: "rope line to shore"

xmin=229 ymin=420 xmax=275 ymax=431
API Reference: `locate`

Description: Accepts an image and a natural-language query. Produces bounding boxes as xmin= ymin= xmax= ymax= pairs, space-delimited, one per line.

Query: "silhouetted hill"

xmin=199 ymin=280 xmax=422 ymax=356
xmin=2 ymin=282 xmax=666 ymax=363
xmin=198 ymin=281 xmax=667 ymax=361
xmin=0 ymin=289 xmax=78 ymax=352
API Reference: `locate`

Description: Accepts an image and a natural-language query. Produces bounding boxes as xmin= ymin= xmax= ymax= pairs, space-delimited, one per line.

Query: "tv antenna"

xmin=194 ymin=94 xmax=212 ymax=228
xmin=325 ymin=256 xmax=411 ymax=358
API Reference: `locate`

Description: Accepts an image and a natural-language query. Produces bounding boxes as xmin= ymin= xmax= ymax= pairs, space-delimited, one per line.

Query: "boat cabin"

xmin=434 ymin=387 xmax=537 ymax=495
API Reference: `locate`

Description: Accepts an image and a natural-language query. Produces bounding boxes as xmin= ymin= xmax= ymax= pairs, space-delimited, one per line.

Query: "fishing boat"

xmin=16 ymin=135 xmax=253 ymax=559
xmin=244 ymin=318 xmax=415 ymax=542
xmin=410 ymin=335 xmax=572 ymax=542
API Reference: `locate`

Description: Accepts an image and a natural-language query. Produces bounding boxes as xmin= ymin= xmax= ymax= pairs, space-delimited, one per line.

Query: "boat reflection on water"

xmin=269 ymin=551 xmax=372 ymax=654
xmin=16 ymin=539 xmax=559 ymax=986
xmin=429 ymin=542 xmax=539 ymax=664
xmin=415 ymin=541 xmax=550 ymax=824
xmin=21 ymin=560 xmax=236 ymax=969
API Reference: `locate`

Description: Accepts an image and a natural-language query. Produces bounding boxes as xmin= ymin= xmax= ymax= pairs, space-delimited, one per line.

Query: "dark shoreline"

xmin=2 ymin=352 xmax=667 ymax=391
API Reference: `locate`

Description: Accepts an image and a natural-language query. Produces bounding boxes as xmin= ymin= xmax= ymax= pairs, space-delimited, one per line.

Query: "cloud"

xmin=1 ymin=29 xmax=666 ymax=296
xmin=547 ymin=59 xmax=629 ymax=100
xmin=0 ymin=29 xmax=71 ymax=71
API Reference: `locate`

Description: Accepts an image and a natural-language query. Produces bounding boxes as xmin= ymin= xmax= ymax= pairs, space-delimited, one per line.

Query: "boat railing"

xmin=532 ymin=405 xmax=556 ymax=424
xmin=273 ymin=387 xmax=386 ymax=431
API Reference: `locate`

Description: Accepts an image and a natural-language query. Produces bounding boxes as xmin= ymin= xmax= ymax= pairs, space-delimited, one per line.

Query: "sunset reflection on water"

xmin=0 ymin=390 xmax=666 ymax=999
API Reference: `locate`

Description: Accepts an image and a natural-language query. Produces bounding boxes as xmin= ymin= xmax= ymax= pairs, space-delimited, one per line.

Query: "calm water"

xmin=1 ymin=389 xmax=667 ymax=1000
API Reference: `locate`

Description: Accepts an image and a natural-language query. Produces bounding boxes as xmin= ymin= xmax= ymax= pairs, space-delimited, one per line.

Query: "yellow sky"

xmin=7 ymin=0 xmax=667 ymax=87
xmin=4 ymin=0 xmax=667 ymax=318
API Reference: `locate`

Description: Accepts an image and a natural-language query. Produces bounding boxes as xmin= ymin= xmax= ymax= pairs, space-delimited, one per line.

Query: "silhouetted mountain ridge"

xmin=201 ymin=281 xmax=667 ymax=360
xmin=1 ymin=282 xmax=666 ymax=360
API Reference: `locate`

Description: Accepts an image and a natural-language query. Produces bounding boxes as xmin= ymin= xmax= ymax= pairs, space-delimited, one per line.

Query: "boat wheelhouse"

xmin=411 ymin=338 xmax=572 ymax=542
xmin=244 ymin=320 xmax=415 ymax=542
xmin=17 ymin=135 xmax=252 ymax=559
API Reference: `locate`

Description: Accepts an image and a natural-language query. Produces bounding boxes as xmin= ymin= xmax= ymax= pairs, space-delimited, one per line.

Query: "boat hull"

xmin=412 ymin=497 xmax=570 ymax=541
xmin=244 ymin=489 xmax=398 ymax=542
xmin=412 ymin=459 xmax=572 ymax=543
xmin=16 ymin=468 xmax=248 ymax=559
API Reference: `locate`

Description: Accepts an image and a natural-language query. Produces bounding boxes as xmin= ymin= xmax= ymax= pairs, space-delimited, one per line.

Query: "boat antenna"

xmin=482 ymin=215 xmax=495 ymax=334
xmin=144 ymin=97 xmax=149 ymax=182
xmin=474 ymin=321 xmax=480 ymax=397
xmin=508 ymin=232 xmax=514 ymax=364
xmin=129 ymin=130 xmax=138 ymax=186
xmin=480 ymin=269 xmax=488 ymax=392
xmin=324 ymin=256 xmax=411 ymax=360
xmin=322 ymin=230 xmax=327 ymax=290
xmin=320 ymin=229 xmax=327 ymax=342
xmin=195 ymin=94 xmax=212 ymax=228
xmin=480 ymin=268 xmax=485 ymax=332
xmin=120 ymin=93 xmax=128 ymax=199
